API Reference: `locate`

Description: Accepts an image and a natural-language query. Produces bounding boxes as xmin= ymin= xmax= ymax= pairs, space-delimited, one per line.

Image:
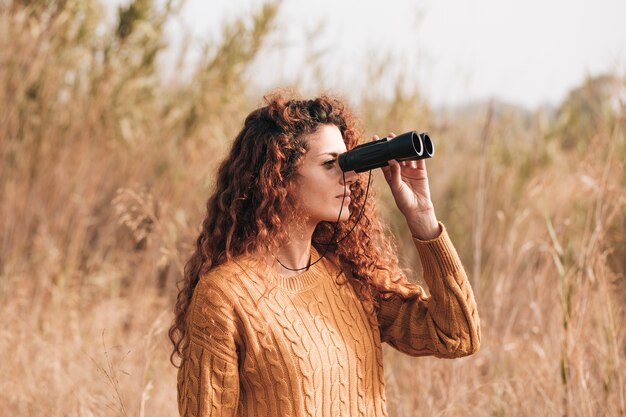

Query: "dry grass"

xmin=1 ymin=1 xmax=625 ymax=416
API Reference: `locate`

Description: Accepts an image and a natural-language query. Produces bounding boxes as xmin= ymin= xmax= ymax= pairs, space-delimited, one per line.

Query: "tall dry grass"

xmin=1 ymin=1 xmax=625 ymax=416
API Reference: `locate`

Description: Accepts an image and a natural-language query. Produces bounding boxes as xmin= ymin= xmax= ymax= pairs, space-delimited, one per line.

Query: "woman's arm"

xmin=377 ymin=223 xmax=481 ymax=358
xmin=177 ymin=275 xmax=240 ymax=417
xmin=376 ymin=136 xmax=480 ymax=357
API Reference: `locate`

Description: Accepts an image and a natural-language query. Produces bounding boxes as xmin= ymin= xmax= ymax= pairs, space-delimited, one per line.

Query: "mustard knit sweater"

xmin=177 ymin=225 xmax=481 ymax=417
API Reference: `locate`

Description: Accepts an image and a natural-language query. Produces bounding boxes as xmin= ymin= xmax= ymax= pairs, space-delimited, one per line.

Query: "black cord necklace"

xmin=273 ymin=170 xmax=373 ymax=272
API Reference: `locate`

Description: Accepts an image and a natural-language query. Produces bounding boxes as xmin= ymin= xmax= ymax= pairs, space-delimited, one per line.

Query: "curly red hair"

xmin=169 ymin=92 xmax=423 ymax=365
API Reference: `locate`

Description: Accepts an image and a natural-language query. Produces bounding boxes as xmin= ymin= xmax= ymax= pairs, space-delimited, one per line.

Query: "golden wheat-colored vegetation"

xmin=1 ymin=1 xmax=625 ymax=416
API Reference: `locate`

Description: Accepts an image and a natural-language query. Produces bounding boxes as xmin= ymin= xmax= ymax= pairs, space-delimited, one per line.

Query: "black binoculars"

xmin=338 ymin=131 xmax=434 ymax=173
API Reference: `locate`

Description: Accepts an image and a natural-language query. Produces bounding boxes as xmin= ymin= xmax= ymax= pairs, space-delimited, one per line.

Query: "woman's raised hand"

xmin=377 ymin=133 xmax=441 ymax=240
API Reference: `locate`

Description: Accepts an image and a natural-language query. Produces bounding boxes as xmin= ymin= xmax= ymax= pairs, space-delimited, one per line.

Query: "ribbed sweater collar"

xmin=269 ymin=245 xmax=331 ymax=292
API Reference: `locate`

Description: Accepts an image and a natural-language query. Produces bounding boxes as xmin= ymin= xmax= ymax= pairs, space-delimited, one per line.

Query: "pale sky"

xmin=111 ymin=0 xmax=626 ymax=109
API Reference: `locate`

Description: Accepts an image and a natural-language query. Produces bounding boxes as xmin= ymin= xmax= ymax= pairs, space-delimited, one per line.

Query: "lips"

xmin=336 ymin=192 xmax=351 ymax=199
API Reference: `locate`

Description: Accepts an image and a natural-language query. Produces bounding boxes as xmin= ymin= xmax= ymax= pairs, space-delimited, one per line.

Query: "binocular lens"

xmin=338 ymin=131 xmax=434 ymax=173
xmin=423 ymin=134 xmax=434 ymax=157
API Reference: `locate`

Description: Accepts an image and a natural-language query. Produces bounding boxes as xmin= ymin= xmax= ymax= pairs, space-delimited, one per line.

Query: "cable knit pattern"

xmin=177 ymin=224 xmax=480 ymax=416
xmin=378 ymin=225 xmax=482 ymax=359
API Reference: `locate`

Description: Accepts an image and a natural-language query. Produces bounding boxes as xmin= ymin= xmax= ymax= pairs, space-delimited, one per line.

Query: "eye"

xmin=323 ymin=159 xmax=336 ymax=169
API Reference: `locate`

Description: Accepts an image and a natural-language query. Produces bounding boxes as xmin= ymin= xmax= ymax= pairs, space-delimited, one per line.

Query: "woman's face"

xmin=293 ymin=124 xmax=358 ymax=225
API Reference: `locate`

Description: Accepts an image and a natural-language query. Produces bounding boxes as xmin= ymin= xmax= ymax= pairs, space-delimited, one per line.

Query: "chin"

xmin=337 ymin=209 xmax=351 ymax=222
xmin=314 ymin=203 xmax=351 ymax=223
xmin=319 ymin=210 xmax=350 ymax=223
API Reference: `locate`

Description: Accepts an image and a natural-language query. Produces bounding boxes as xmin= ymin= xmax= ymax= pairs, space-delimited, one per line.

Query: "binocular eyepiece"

xmin=338 ymin=131 xmax=434 ymax=173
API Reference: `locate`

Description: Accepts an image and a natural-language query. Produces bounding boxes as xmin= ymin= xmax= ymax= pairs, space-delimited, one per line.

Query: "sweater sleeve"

xmin=177 ymin=274 xmax=240 ymax=417
xmin=377 ymin=223 xmax=481 ymax=358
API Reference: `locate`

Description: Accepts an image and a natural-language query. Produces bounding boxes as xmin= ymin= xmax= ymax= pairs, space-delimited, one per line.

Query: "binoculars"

xmin=338 ymin=131 xmax=434 ymax=173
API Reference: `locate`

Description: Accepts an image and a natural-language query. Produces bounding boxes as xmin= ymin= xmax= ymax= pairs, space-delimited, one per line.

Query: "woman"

xmin=169 ymin=93 xmax=481 ymax=417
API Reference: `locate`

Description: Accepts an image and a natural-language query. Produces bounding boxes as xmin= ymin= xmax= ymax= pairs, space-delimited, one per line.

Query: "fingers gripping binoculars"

xmin=338 ymin=131 xmax=434 ymax=173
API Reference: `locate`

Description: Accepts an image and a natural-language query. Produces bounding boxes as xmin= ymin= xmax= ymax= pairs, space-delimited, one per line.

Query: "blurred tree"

xmin=553 ymin=73 xmax=624 ymax=151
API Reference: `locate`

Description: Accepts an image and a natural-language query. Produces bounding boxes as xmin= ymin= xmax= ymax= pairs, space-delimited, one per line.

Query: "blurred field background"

xmin=1 ymin=0 xmax=625 ymax=416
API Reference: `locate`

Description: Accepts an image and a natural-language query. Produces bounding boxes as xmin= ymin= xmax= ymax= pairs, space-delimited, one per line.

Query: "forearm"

xmin=378 ymin=223 xmax=481 ymax=358
xmin=411 ymin=225 xmax=481 ymax=357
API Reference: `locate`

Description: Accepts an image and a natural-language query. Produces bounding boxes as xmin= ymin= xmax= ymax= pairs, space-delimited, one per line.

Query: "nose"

xmin=340 ymin=169 xmax=358 ymax=186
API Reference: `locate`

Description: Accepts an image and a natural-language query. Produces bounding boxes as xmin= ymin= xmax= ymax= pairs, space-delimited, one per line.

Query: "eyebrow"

xmin=317 ymin=152 xmax=341 ymax=157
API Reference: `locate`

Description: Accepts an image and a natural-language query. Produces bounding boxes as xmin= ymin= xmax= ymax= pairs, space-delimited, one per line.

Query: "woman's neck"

xmin=272 ymin=221 xmax=316 ymax=278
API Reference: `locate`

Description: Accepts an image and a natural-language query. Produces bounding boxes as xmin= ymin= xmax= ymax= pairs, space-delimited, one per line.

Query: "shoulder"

xmin=196 ymin=260 xmax=245 ymax=295
xmin=189 ymin=255 xmax=267 ymax=318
